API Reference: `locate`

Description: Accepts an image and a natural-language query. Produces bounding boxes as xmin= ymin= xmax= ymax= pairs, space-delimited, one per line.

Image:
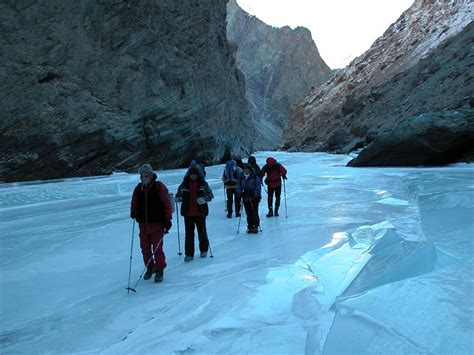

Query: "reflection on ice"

xmin=1 ymin=152 xmax=472 ymax=354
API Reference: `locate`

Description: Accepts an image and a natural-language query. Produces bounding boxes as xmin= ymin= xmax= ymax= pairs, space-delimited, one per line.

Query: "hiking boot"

xmin=226 ymin=213 xmax=232 ymax=218
xmin=251 ymin=227 xmax=259 ymax=234
xmin=144 ymin=267 xmax=154 ymax=280
xmin=154 ymin=269 xmax=164 ymax=283
xmin=236 ymin=213 xmax=241 ymax=218
xmin=266 ymin=208 xmax=273 ymax=217
xmin=200 ymin=251 xmax=207 ymax=258
xmin=274 ymin=207 xmax=279 ymax=217
xmin=184 ymin=255 xmax=194 ymax=262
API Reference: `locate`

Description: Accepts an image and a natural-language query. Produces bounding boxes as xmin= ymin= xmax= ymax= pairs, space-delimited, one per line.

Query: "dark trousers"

xmin=267 ymin=186 xmax=282 ymax=210
xmin=226 ymin=188 xmax=241 ymax=214
xmin=184 ymin=216 xmax=209 ymax=257
xmin=243 ymin=199 xmax=260 ymax=229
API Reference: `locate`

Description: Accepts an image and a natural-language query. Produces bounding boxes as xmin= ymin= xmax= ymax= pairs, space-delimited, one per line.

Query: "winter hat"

xmin=266 ymin=157 xmax=276 ymax=166
xmin=138 ymin=163 xmax=154 ymax=175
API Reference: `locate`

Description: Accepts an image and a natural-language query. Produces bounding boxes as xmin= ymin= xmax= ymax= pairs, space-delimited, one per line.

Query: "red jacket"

xmin=259 ymin=157 xmax=287 ymax=189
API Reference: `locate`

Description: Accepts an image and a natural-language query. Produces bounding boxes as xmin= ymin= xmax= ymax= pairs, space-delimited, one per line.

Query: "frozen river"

xmin=1 ymin=152 xmax=473 ymax=354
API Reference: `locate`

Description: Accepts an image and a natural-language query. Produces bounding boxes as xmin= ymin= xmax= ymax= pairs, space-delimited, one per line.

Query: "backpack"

xmin=223 ymin=161 xmax=238 ymax=186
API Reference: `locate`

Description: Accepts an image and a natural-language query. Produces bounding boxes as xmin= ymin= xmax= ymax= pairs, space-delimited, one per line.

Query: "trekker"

xmin=130 ymin=164 xmax=173 ymax=283
xmin=176 ymin=161 xmax=214 ymax=262
xmin=238 ymin=163 xmax=262 ymax=234
xmin=247 ymin=155 xmax=261 ymax=176
xmin=222 ymin=160 xmax=243 ymax=218
xmin=234 ymin=155 xmax=245 ymax=170
xmin=260 ymin=157 xmax=287 ymax=217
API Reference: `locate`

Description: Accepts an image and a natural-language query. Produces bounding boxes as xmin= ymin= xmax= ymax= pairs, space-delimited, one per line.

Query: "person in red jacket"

xmin=130 ymin=164 xmax=173 ymax=283
xmin=259 ymin=157 xmax=287 ymax=217
xmin=176 ymin=161 xmax=214 ymax=262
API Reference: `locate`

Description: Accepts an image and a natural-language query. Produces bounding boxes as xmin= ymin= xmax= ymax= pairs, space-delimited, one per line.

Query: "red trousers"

xmin=139 ymin=222 xmax=166 ymax=270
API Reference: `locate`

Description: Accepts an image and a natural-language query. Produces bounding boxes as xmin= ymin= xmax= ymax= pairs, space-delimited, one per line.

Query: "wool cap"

xmin=138 ymin=163 xmax=154 ymax=175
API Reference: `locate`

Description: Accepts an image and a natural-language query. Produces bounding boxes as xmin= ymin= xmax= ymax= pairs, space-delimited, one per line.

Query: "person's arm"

xmin=259 ymin=165 xmax=267 ymax=177
xmin=197 ymin=183 xmax=214 ymax=205
xmin=279 ymin=164 xmax=288 ymax=178
xmin=175 ymin=183 xmax=183 ymax=202
xmin=255 ymin=176 xmax=262 ymax=198
xmin=130 ymin=185 xmax=140 ymax=219
xmin=203 ymin=183 xmax=214 ymax=202
xmin=159 ymin=183 xmax=173 ymax=221
xmin=236 ymin=175 xmax=242 ymax=195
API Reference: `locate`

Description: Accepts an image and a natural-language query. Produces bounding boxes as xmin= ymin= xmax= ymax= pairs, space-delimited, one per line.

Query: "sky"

xmin=1 ymin=151 xmax=473 ymax=353
xmin=236 ymin=0 xmax=415 ymax=69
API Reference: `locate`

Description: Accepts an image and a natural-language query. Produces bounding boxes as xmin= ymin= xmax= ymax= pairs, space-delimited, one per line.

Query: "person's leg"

xmin=254 ymin=200 xmax=260 ymax=230
xmin=274 ymin=186 xmax=282 ymax=216
xmin=243 ymin=200 xmax=252 ymax=230
xmin=139 ymin=226 xmax=155 ymax=279
xmin=267 ymin=187 xmax=275 ymax=217
xmin=196 ymin=216 xmax=209 ymax=253
xmin=226 ymin=189 xmax=233 ymax=217
xmin=267 ymin=187 xmax=274 ymax=210
xmin=234 ymin=190 xmax=241 ymax=217
xmin=139 ymin=227 xmax=152 ymax=267
xmin=150 ymin=227 xmax=166 ymax=271
xmin=184 ymin=216 xmax=196 ymax=257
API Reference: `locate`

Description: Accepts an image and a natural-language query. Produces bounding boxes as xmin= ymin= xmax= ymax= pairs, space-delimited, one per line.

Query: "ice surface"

xmin=0 ymin=152 xmax=473 ymax=354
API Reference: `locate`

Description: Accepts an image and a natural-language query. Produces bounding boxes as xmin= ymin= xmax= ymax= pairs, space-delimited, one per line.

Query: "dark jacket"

xmin=131 ymin=174 xmax=172 ymax=224
xmin=247 ymin=156 xmax=261 ymax=176
xmin=237 ymin=170 xmax=262 ymax=201
xmin=176 ymin=166 xmax=214 ymax=217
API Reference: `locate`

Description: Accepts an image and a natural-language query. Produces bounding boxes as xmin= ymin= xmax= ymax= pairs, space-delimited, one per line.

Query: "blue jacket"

xmin=237 ymin=171 xmax=261 ymax=201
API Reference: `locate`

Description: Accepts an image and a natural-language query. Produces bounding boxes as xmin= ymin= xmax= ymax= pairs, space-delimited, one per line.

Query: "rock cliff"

xmin=0 ymin=0 xmax=254 ymax=182
xmin=227 ymin=0 xmax=332 ymax=148
xmin=283 ymin=0 xmax=473 ymax=166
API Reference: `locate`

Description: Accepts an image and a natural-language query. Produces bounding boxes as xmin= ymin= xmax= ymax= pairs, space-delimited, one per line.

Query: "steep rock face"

xmin=0 ymin=0 xmax=253 ymax=182
xmin=227 ymin=0 xmax=332 ymax=148
xmin=283 ymin=0 xmax=473 ymax=165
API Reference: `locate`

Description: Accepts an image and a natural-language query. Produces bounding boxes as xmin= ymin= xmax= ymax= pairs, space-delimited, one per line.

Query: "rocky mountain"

xmin=227 ymin=0 xmax=332 ymax=148
xmin=0 ymin=0 xmax=254 ymax=183
xmin=283 ymin=0 xmax=473 ymax=166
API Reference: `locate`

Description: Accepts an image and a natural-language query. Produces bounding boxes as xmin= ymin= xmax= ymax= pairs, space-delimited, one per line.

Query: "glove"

xmin=130 ymin=211 xmax=136 ymax=219
xmin=196 ymin=197 xmax=207 ymax=205
xmin=282 ymin=175 xmax=287 ymax=180
xmin=163 ymin=220 xmax=172 ymax=231
xmin=175 ymin=196 xmax=182 ymax=203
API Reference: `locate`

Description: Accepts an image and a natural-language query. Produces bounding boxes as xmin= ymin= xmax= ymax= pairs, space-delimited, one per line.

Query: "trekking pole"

xmin=176 ymin=200 xmax=182 ymax=256
xmin=127 ymin=237 xmax=164 ymax=293
xmin=208 ymin=235 xmax=214 ymax=258
xmin=126 ymin=220 xmax=136 ymax=294
xmin=283 ymin=179 xmax=288 ymax=218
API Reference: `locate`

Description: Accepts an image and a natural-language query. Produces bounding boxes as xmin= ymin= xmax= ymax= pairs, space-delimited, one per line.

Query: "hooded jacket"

xmin=176 ymin=165 xmax=214 ymax=217
xmin=259 ymin=157 xmax=287 ymax=189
